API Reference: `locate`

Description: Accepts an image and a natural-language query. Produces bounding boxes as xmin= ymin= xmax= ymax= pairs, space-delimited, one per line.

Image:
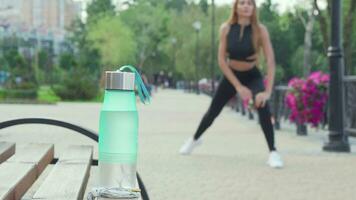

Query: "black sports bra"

xmin=226 ymin=23 xmax=256 ymax=62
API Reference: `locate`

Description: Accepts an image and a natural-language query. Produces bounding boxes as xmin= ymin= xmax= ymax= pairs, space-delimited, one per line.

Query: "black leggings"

xmin=193 ymin=66 xmax=276 ymax=151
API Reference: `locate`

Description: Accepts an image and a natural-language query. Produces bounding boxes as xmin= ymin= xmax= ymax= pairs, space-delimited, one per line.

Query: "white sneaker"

xmin=179 ymin=137 xmax=202 ymax=155
xmin=267 ymin=151 xmax=284 ymax=168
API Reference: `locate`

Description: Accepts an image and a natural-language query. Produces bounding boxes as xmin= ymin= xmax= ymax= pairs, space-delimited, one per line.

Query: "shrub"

xmin=53 ymin=67 xmax=99 ymax=100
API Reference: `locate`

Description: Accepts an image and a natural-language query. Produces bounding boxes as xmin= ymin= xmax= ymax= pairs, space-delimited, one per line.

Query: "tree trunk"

xmin=303 ymin=12 xmax=315 ymax=77
xmin=314 ymin=0 xmax=329 ymax=53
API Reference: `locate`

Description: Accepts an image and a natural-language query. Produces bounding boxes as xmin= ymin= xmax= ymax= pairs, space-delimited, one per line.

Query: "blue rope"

xmin=118 ymin=65 xmax=151 ymax=105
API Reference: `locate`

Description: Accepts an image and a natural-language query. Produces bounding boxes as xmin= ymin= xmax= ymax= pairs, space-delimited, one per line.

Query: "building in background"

xmin=0 ymin=0 xmax=83 ymax=55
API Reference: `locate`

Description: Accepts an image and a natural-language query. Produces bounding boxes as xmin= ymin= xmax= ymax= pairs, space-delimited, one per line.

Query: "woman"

xmin=179 ymin=0 xmax=283 ymax=168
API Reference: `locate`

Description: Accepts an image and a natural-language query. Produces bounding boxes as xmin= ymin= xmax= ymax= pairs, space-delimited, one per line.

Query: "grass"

xmin=0 ymin=88 xmax=4 ymax=100
xmin=37 ymin=86 xmax=61 ymax=104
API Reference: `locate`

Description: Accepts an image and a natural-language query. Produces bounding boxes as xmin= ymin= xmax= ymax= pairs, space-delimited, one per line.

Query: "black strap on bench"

xmin=0 ymin=118 xmax=150 ymax=200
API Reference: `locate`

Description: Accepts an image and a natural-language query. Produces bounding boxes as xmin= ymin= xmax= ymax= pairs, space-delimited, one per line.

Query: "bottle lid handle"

xmin=118 ymin=65 xmax=151 ymax=105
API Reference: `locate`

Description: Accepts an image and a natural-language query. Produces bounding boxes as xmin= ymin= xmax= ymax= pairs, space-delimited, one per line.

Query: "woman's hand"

xmin=255 ymin=91 xmax=271 ymax=108
xmin=236 ymin=85 xmax=252 ymax=102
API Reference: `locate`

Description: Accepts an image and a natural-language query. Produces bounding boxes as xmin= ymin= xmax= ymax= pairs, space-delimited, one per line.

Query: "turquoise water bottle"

xmin=98 ymin=65 xmax=150 ymax=192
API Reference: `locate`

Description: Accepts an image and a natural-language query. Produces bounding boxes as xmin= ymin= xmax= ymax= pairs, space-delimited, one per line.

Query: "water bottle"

xmin=98 ymin=65 xmax=150 ymax=195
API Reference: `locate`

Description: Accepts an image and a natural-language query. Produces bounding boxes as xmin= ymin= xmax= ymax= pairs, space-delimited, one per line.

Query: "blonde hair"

xmin=227 ymin=0 xmax=262 ymax=53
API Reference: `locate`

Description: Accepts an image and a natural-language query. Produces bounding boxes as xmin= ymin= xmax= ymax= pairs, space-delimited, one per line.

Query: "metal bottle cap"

xmin=105 ymin=71 xmax=135 ymax=90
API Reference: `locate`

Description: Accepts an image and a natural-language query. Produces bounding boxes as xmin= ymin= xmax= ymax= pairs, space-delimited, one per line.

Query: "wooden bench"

xmin=0 ymin=142 xmax=142 ymax=200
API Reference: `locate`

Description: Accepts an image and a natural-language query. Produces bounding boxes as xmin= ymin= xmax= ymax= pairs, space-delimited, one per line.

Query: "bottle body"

xmin=98 ymin=90 xmax=138 ymax=189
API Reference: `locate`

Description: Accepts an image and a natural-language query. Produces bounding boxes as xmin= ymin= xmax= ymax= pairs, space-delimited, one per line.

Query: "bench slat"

xmin=0 ymin=142 xmax=15 ymax=164
xmin=0 ymin=163 xmax=36 ymax=200
xmin=32 ymin=145 xmax=93 ymax=200
xmin=7 ymin=143 xmax=54 ymax=175
xmin=0 ymin=143 xmax=54 ymax=200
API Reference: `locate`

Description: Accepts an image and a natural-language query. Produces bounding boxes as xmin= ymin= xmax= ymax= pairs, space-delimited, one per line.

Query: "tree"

xmin=259 ymin=1 xmax=301 ymax=81
xmin=199 ymin=0 xmax=209 ymax=15
xmin=66 ymin=19 xmax=101 ymax=77
xmin=4 ymin=49 xmax=37 ymax=89
xmin=314 ymin=0 xmax=356 ymax=74
xmin=120 ymin=2 xmax=170 ymax=72
xmin=87 ymin=15 xmax=137 ymax=70
xmin=296 ymin=2 xmax=317 ymax=77
xmin=162 ymin=4 xmax=230 ymax=80
xmin=86 ymin=0 xmax=115 ymax=24
xmin=37 ymin=50 xmax=53 ymax=84
xmin=59 ymin=52 xmax=77 ymax=71
xmin=343 ymin=0 xmax=356 ymax=74
xmin=166 ymin=0 xmax=187 ymax=12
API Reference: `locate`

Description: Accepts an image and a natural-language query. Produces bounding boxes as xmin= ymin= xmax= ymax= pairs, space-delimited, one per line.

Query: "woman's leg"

xmin=245 ymin=69 xmax=283 ymax=168
xmin=256 ymin=102 xmax=276 ymax=151
xmin=247 ymin=77 xmax=276 ymax=151
xmin=193 ymin=77 xmax=237 ymax=140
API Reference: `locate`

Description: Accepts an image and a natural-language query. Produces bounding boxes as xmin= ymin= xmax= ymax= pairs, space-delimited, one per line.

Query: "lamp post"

xmin=322 ymin=0 xmax=350 ymax=152
xmin=193 ymin=20 xmax=201 ymax=94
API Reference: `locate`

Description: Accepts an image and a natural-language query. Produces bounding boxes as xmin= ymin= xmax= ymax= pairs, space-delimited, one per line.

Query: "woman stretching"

xmin=179 ymin=0 xmax=283 ymax=168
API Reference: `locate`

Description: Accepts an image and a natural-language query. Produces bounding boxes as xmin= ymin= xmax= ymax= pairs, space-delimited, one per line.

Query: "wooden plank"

xmin=0 ymin=142 xmax=15 ymax=164
xmin=31 ymin=145 xmax=93 ymax=200
xmin=0 ymin=143 xmax=54 ymax=200
xmin=7 ymin=143 xmax=54 ymax=175
xmin=0 ymin=163 xmax=37 ymax=200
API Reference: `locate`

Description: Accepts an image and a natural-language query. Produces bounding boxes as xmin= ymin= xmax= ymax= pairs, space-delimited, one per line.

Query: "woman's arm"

xmin=255 ymin=24 xmax=276 ymax=108
xmin=260 ymin=24 xmax=276 ymax=96
xmin=218 ymin=23 xmax=252 ymax=100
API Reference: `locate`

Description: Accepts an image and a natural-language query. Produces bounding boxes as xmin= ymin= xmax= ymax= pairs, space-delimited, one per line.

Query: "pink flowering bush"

xmin=285 ymin=71 xmax=329 ymax=127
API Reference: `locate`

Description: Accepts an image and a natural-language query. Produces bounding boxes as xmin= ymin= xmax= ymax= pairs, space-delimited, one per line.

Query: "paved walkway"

xmin=1 ymin=89 xmax=356 ymax=200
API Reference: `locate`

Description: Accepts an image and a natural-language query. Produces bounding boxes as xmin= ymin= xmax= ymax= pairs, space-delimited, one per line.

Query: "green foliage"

xmin=290 ymin=46 xmax=329 ymax=78
xmin=86 ymin=0 xmax=115 ymax=24
xmin=162 ymin=4 xmax=229 ymax=80
xmin=37 ymin=86 xmax=61 ymax=103
xmin=166 ymin=0 xmax=187 ymax=12
xmin=259 ymin=3 xmax=303 ymax=81
xmin=59 ymin=52 xmax=77 ymax=71
xmin=0 ymin=0 xmax=346 ymax=101
xmin=258 ymin=1 xmax=333 ymax=82
xmin=67 ymin=19 xmax=101 ymax=78
xmin=87 ymin=15 xmax=137 ymax=70
xmin=199 ymin=0 xmax=209 ymax=15
xmin=290 ymin=46 xmax=305 ymax=78
xmin=65 ymin=0 xmax=337 ymax=85
xmin=2 ymin=0 xmax=354 ymax=103
xmin=53 ymin=67 xmax=99 ymax=100
xmin=2 ymin=89 xmax=38 ymax=99
xmin=3 ymin=49 xmax=38 ymax=89
xmin=38 ymin=50 xmax=49 ymax=71
xmin=0 ymin=89 xmax=5 ymax=100
xmin=37 ymin=50 xmax=53 ymax=84
xmin=120 ymin=2 xmax=170 ymax=72
xmin=92 ymin=89 xmax=104 ymax=102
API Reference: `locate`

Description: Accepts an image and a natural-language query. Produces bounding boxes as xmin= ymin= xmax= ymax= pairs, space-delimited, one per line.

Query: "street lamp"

xmin=193 ymin=20 xmax=201 ymax=94
xmin=323 ymin=0 xmax=350 ymax=152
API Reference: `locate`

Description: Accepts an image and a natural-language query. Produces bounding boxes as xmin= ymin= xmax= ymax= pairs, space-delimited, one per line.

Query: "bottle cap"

xmin=105 ymin=71 xmax=135 ymax=90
